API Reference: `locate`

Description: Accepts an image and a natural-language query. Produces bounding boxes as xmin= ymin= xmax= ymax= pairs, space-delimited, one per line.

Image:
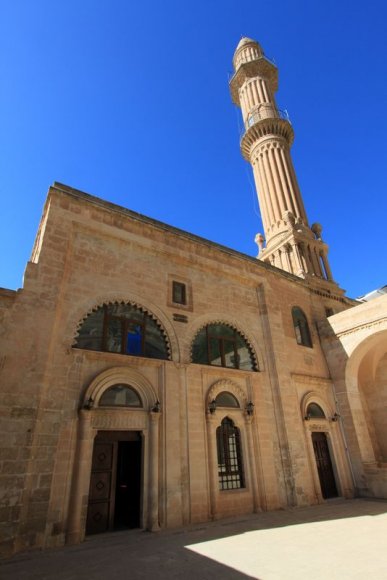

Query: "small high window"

xmin=216 ymin=417 xmax=244 ymax=490
xmin=192 ymin=323 xmax=257 ymax=371
xmin=292 ymin=307 xmax=313 ymax=348
xmin=306 ymin=402 xmax=325 ymax=419
xmin=215 ymin=391 xmax=240 ymax=408
xmin=74 ymin=303 xmax=169 ymax=360
xmin=172 ymin=281 xmax=186 ymax=305
xmin=99 ymin=384 xmax=142 ymax=408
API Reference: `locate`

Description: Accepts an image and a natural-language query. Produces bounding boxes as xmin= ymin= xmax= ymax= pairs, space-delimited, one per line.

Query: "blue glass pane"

xmin=144 ymin=317 xmax=168 ymax=359
xmin=126 ymin=324 xmax=143 ymax=355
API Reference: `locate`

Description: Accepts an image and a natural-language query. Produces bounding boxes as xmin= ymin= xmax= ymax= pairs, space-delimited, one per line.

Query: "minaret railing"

xmin=245 ymin=107 xmax=290 ymax=128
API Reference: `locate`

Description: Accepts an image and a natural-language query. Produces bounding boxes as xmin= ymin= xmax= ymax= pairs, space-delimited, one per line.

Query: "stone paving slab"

xmin=1 ymin=499 xmax=387 ymax=579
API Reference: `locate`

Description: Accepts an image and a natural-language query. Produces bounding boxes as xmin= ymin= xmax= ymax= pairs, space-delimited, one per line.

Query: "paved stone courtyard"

xmin=1 ymin=499 xmax=387 ymax=579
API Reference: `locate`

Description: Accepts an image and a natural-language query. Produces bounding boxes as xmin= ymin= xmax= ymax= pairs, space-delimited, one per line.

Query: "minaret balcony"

xmin=240 ymin=109 xmax=294 ymax=160
xmin=229 ymin=56 xmax=278 ymax=104
xmin=245 ymin=107 xmax=290 ymax=129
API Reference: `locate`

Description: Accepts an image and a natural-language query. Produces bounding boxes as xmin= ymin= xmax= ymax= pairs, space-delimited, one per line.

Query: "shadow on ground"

xmin=1 ymin=499 xmax=387 ymax=580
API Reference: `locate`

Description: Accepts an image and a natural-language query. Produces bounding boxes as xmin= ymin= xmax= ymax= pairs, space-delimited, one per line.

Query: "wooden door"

xmin=86 ymin=440 xmax=117 ymax=535
xmin=312 ymin=432 xmax=338 ymax=499
xmin=86 ymin=431 xmax=142 ymax=535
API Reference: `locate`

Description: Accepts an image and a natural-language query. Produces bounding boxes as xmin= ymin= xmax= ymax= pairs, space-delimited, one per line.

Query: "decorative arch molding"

xmin=343 ymin=328 xmax=387 ymax=465
xmin=68 ymin=292 xmax=180 ymax=361
xmin=189 ymin=315 xmax=262 ymax=371
xmin=345 ymin=328 xmax=387 ymax=387
xmin=83 ymin=366 xmax=158 ymax=410
xmin=207 ymin=379 xmax=248 ymax=409
xmin=300 ymin=391 xmax=333 ymax=422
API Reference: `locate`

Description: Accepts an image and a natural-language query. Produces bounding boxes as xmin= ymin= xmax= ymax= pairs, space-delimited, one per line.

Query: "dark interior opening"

xmin=86 ymin=431 xmax=142 ymax=535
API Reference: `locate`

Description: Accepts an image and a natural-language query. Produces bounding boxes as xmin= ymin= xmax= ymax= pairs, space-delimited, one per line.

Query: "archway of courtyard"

xmin=345 ymin=329 xmax=387 ymax=467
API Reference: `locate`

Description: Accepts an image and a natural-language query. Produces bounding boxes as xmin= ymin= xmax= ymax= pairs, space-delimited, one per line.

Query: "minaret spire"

xmin=230 ymin=37 xmax=339 ymax=291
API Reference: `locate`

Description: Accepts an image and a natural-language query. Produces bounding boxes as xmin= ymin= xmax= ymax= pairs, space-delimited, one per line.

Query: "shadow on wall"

xmin=320 ymin=309 xmax=387 ymax=498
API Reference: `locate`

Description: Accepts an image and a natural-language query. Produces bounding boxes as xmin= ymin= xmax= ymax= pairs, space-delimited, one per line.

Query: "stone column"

xmin=321 ymin=253 xmax=333 ymax=281
xmin=148 ymin=411 xmax=161 ymax=531
xmin=292 ymin=243 xmax=305 ymax=276
xmin=284 ymin=244 xmax=293 ymax=274
xmin=66 ymin=411 xmax=94 ymax=545
xmin=245 ymin=415 xmax=261 ymax=512
xmin=206 ymin=413 xmax=218 ymax=520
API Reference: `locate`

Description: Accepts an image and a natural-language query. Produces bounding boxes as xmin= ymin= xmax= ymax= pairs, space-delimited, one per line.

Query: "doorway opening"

xmin=312 ymin=432 xmax=338 ymax=499
xmin=86 ymin=431 xmax=142 ymax=535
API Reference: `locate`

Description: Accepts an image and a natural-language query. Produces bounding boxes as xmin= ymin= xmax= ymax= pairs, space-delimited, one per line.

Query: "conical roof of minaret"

xmin=235 ymin=36 xmax=258 ymax=50
xmin=233 ymin=36 xmax=263 ymax=70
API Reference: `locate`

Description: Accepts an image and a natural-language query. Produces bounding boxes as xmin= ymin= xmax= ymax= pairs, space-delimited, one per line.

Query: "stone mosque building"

xmin=0 ymin=37 xmax=386 ymax=558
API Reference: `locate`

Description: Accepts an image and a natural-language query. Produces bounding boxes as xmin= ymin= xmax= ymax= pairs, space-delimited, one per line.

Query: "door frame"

xmin=86 ymin=430 xmax=144 ymax=535
xmin=300 ymin=391 xmax=353 ymax=503
xmin=311 ymin=431 xmax=338 ymax=499
xmin=66 ymin=367 xmax=161 ymax=545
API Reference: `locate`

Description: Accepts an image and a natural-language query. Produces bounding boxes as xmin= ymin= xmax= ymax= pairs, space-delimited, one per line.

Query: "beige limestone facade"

xmin=0 ymin=37 xmax=386 ymax=559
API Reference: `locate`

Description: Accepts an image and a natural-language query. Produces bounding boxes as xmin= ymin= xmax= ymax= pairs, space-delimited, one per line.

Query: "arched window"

xmin=292 ymin=307 xmax=313 ymax=347
xmin=306 ymin=402 xmax=325 ymax=419
xmin=192 ymin=323 xmax=257 ymax=371
xmin=215 ymin=391 xmax=240 ymax=408
xmin=99 ymin=384 xmax=142 ymax=408
xmin=74 ymin=303 xmax=169 ymax=360
xmin=216 ymin=418 xmax=244 ymax=490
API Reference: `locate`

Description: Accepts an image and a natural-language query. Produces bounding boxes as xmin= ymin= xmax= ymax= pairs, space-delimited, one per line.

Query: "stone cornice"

xmin=332 ymin=315 xmax=387 ymax=338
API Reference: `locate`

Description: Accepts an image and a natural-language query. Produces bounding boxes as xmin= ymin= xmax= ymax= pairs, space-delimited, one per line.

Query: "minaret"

xmin=230 ymin=37 xmax=338 ymax=290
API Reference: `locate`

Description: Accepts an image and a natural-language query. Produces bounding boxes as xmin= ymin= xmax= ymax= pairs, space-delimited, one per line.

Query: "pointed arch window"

xmin=292 ymin=307 xmax=313 ymax=348
xmin=192 ymin=323 xmax=257 ymax=371
xmin=74 ymin=303 xmax=169 ymax=360
xmin=216 ymin=417 xmax=244 ymax=490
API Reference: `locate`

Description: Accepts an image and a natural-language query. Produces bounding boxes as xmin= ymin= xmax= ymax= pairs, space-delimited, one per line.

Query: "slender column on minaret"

xmin=229 ymin=37 xmax=339 ymax=290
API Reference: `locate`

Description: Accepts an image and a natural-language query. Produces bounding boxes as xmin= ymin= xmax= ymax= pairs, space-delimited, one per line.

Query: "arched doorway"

xmin=86 ymin=430 xmax=142 ymax=535
xmin=301 ymin=396 xmax=350 ymax=501
xmin=66 ymin=369 xmax=161 ymax=545
xmin=312 ymin=432 xmax=338 ymax=499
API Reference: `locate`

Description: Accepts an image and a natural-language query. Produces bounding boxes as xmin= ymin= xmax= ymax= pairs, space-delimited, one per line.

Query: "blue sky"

xmin=1 ymin=0 xmax=386 ymax=297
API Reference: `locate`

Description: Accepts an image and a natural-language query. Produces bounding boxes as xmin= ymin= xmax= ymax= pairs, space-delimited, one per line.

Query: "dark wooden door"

xmin=86 ymin=431 xmax=142 ymax=535
xmin=86 ymin=440 xmax=117 ymax=535
xmin=312 ymin=432 xmax=338 ymax=499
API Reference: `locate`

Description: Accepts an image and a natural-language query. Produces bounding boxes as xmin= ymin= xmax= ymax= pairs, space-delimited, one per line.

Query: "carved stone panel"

xmin=91 ymin=411 xmax=148 ymax=430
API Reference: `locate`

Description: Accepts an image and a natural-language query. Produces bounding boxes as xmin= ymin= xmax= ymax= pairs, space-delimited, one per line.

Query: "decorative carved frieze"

xmin=91 ymin=411 xmax=148 ymax=430
xmin=308 ymin=423 xmax=327 ymax=432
